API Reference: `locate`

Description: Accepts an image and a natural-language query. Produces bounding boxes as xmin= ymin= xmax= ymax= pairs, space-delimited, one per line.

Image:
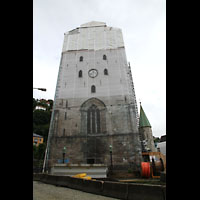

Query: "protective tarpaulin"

xmin=62 ymin=21 xmax=124 ymax=52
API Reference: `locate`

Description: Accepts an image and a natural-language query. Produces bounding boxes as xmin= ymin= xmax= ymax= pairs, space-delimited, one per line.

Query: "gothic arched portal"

xmin=80 ymin=98 xmax=107 ymax=164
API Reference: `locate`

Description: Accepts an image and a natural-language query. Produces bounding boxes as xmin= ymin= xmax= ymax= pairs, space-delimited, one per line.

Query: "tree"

xmin=153 ymin=137 xmax=160 ymax=144
xmin=37 ymin=143 xmax=46 ymax=160
xmin=33 ymin=110 xmax=51 ymax=125
xmin=33 ymin=143 xmax=46 ymax=160
xmin=33 ymin=143 xmax=46 ymax=173
xmin=33 ymin=144 xmax=37 ymax=159
xmin=47 ymin=99 xmax=53 ymax=110
xmin=33 ymin=124 xmax=49 ymax=142
xmin=33 ymin=98 xmax=53 ymax=149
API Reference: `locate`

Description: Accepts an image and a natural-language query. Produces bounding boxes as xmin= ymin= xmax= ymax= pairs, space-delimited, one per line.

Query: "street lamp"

xmin=109 ymin=145 xmax=113 ymax=171
xmin=63 ymin=146 xmax=66 ymax=164
xmin=33 ymin=88 xmax=47 ymax=91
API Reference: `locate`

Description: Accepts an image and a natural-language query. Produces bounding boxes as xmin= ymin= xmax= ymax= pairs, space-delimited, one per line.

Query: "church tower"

xmin=45 ymin=21 xmax=142 ymax=173
xmin=139 ymin=103 xmax=156 ymax=152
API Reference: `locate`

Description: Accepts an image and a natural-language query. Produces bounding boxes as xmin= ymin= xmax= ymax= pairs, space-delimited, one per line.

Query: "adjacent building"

xmin=33 ymin=133 xmax=44 ymax=146
xmin=157 ymin=135 xmax=166 ymax=155
xmin=35 ymin=105 xmax=46 ymax=111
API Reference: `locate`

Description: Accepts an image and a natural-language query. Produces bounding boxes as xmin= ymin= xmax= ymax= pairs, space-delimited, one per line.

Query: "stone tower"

xmin=139 ymin=103 xmax=156 ymax=152
xmin=45 ymin=21 xmax=142 ymax=172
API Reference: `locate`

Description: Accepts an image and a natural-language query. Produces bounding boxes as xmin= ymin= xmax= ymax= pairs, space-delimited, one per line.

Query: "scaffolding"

xmin=126 ymin=62 xmax=139 ymax=128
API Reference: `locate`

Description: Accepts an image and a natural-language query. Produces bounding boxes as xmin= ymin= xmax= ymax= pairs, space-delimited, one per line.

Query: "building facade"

xmin=33 ymin=133 xmax=44 ymax=146
xmin=46 ymin=21 xmax=142 ymax=172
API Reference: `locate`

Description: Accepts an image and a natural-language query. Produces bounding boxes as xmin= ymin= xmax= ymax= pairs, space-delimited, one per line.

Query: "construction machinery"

xmin=141 ymin=152 xmax=166 ymax=178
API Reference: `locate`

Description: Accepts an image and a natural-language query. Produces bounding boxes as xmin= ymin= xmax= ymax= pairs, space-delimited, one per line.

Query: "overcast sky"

xmin=33 ymin=0 xmax=166 ymax=138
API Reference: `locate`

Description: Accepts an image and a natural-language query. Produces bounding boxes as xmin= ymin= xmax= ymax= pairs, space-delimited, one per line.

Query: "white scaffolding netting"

xmin=62 ymin=22 xmax=124 ymax=52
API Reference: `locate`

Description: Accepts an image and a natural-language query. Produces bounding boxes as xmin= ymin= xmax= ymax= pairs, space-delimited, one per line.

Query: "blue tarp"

xmin=57 ymin=159 xmax=69 ymax=163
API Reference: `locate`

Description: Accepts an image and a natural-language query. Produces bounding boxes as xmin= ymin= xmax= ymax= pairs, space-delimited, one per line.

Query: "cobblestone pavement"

xmin=33 ymin=181 xmax=118 ymax=200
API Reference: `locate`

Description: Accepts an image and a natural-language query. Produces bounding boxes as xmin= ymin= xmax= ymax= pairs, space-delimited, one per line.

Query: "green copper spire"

xmin=139 ymin=102 xmax=151 ymax=128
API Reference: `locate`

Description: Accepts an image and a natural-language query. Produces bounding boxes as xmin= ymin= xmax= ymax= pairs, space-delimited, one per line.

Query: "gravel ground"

xmin=33 ymin=181 xmax=118 ymax=200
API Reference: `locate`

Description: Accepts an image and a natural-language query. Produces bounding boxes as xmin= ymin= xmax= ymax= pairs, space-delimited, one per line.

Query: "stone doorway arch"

xmin=80 ymin=98 xmax=107 ymax=164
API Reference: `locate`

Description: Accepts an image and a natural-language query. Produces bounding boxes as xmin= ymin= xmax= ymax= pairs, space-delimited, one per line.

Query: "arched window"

xmin=78 ymin=70 xmax=82 ymax=77
xmin=103 ymin=55 xmax=107 ymax=60
xmin=87 ymin=105 xmax=100 ymax=134
xmin=91 ymin=85 xmax=96 ymax=93
xmin=80 ymin=56 xmax=83 ymax=62
xmin=80 ymin=97 xmax=107 ymax=135
xmin=104 ymin=68 xmax=108 ymax=75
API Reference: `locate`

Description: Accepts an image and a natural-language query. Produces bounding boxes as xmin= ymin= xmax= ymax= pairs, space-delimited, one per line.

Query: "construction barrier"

xmin=33 ymin=173 xmax=166 ymax=200
xmin=127 ymin=183 xmax=165 ymax=200
xmin=102 ymin=181 xmax=128 ymax=199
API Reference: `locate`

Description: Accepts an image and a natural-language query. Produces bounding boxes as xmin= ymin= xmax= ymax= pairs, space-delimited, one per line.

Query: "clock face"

xmin=88 ymin=69 xmax=98 ymax=78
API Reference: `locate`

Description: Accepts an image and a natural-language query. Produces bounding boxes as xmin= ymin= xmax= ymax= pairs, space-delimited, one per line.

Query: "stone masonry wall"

xmin=47 ymin=23 xmax=142 ymax=172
